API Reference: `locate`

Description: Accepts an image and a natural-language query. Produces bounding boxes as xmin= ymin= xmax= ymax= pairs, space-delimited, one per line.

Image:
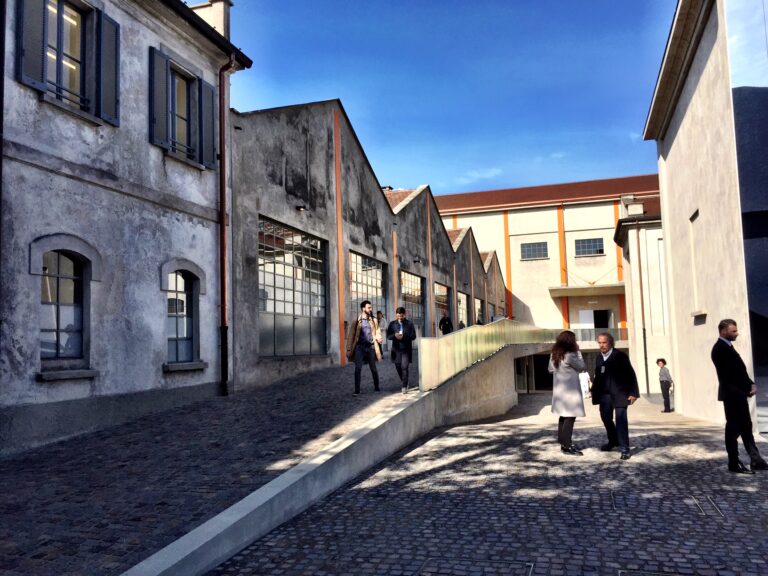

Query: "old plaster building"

xmin=0 ymin=0 xmax=251 ymax=453
xmin=644 ymin=0 xmax=768 ymax=423
xmin=230 ymin=100 xmax=506 ymax=389
xmin=435 ymin=175 xmax=668 ymax=390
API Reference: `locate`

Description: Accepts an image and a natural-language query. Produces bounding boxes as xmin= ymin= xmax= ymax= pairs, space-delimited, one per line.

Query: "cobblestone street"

xmin=211 ymin=394 xmax=768 ymax=576
xmin=0 ymin=361 xmax=411 ymax=576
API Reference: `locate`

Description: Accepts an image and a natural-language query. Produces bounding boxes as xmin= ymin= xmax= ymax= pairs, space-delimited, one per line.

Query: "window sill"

xmin=163 ymin=361 xmax=208 ymax=373
xmin=520 ymin=257 xmax=549 ymax=262
xmin=164 ymin=150 xmax=206 ymax=171
xmin=40 ymin=93 xmax=104 ymax=126
xmin=574 ymin=253 xmax=606 ymax=258
xmin=691 ymin=310 xmax=707 ymax=319
xmin=37 ymin=369 xmax=100 ymax=382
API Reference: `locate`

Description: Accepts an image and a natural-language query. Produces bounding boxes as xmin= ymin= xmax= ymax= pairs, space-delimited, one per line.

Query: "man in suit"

xmin=345 ymin=300 xmax=383 ymax=396
xmin=592 ymin=332 xmax=640 ymax=460
xmin=387 ymin=306 xmax=417 ymax=394
xmin=711 ymin=319 xmax=767 ymax=474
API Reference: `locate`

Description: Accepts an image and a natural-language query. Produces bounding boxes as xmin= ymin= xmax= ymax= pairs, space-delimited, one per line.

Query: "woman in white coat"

xmin=549 ymin=330 xmax=587 ymax=455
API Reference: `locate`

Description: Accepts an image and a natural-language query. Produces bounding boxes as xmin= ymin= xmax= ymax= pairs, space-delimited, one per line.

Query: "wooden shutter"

xmin=149 ymin=47 xmax=170 ymax=149
xmin=199 ymin=80 xmax=216 ymax=169
xmin=16 ymin=0 xmax=47 ymax=91
xmin=97 ymin=12 xmax=120 ymax=125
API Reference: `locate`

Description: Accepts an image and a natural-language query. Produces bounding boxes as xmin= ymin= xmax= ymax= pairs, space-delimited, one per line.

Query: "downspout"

xmin=218 ymin=52 xmax=236 ymax=395
xmin=0 ymin=0 xmax=6 ymax=322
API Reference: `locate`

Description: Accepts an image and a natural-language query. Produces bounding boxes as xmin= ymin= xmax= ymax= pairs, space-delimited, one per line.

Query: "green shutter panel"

xmin=16 ymin=0 xmax=47 ymax=91
xmin=97 ymin=12 xmax=120 ymax=126
xmin=149 ymin=47 xmax=171 ymax=149
xmin=199 ymin=80 xmax=217 ymax=169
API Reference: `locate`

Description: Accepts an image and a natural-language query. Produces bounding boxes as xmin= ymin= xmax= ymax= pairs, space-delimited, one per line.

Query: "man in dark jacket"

xmin=711 ymin=319 xmax=767 ymax=474
xmin=592 ymin=332 xmax=639 ymax=460
xmin=438 ymin=310 xmax=453 ymax=336
xmin=387 ymin=307 xmax=417 ymax=394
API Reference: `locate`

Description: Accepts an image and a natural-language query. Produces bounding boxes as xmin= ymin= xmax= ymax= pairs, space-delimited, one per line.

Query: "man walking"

xmin=387 ymin=307 xmax=417 ymax=394
xmin=711 ymin=319 xmax=767 ymax=474
xmin=438 ymin=310 xmax=453 ymax=336
xmin=345 ymin=300 xmax=382 ymax=396
xmin=592 ymin=332 xmax=639 ymax=460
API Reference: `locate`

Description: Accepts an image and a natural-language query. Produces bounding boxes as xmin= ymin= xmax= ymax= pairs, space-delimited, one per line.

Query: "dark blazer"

xmin=387 ymin=319 xmax=417 ymax=362
xmin=711 ymin=338 xmax=754 ymax=402
xmin=591 ymin=348 xmax=640 ymax=407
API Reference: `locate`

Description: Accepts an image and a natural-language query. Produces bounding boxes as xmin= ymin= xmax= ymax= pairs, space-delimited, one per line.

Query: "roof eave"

xmin=644 ymin=0 xmax=714 ymax=141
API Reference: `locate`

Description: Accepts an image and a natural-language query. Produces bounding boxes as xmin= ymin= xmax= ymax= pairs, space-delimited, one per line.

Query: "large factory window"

xmin=258 ymin=218 xmax=326 ymax=356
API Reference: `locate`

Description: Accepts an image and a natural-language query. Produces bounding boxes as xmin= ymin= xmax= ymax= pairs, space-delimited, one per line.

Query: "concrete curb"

xmin=121 ymin=393 xmax=437 ymax=576
xmin=122 ymin=346 xmax=520 ymax=576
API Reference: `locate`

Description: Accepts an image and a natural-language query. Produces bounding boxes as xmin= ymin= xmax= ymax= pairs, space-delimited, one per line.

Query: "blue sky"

xmin=230 ymin=1 xmax=675 ymax=195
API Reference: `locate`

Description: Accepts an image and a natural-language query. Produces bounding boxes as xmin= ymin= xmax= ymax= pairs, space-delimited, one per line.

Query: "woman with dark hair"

xmin=549 ymin=330 xmax=587 ymax=455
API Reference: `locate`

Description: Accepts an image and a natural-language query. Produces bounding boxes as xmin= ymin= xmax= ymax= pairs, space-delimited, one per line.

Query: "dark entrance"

xmin=533 ymin=354 xmax=553 ymax=391
xmin=593 ymin=309 xmax=611 ymax=328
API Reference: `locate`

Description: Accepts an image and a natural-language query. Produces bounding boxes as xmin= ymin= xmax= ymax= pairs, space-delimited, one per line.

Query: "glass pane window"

xmin=171 ymin=70 xmax=192 ymax=157
xmin=433 ymin=283 xmax=449 ymax=334
xmin=347 ymin=252 xmax=386 ymax=324
xmin=40 ymin=250 xmax=83 ymax=359
xmin=457 ymin=292 xmax=469 ymax=328
xmin=400 ymin=271 xmax=424 ymax=335
xmin=474 ymin=298 xmax=485 ymax=325
xmin=167 ymin=271 xmax=194 ymax=363
xmin=575 ymin=238 xmax=605 ymax=256
xmin=46 ymin=1 xmax=85 ymax=108
xmin=258 ymin=217 xmax=327 ymax=356
xmin=520 ymin=241 xmax=548 ymax=260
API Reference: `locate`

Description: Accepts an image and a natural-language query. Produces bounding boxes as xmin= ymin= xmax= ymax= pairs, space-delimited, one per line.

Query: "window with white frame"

xmin=575 ymin=238 xmax=605 ymax=256
xmin=348 ymin=253 xmax=386 ymax=324
xmin=166 ymin=270 xmax=195 ymax=363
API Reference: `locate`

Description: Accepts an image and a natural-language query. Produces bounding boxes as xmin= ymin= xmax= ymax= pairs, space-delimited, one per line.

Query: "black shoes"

xmin=600 ymin=443 xmax=617 ymax=452
xmin=620 ymin=451 xmax=631 ymax=460
xmin=561 ymin=445 xmax=583 ymax=456
xmin=728 ymin=461 xmax=755 ymax=474
xmin=750 ymin=460 xmax=768 ymax=471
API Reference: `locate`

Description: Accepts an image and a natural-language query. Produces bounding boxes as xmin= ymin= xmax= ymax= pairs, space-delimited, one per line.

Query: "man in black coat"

xmin=711 ymin=319 xmax=767 ymax=474
xmin=592 ymin=332 xmax=640 ymax=460
xmin=387 ymin=306 xmax=417 ymax=394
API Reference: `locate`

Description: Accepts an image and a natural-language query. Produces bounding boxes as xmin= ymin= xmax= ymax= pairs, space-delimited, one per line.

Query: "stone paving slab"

xmin=0 ymin=360 xmax=413 ymax=576
xmin=210 ymin=394 xmax=768 ymax=576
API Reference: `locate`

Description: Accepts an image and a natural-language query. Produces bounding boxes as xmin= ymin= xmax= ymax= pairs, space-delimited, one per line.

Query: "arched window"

xmin=40 ymin=250 xmax=85 ymax=359
xmin=166 ymin=270 xmax=195 ymax=363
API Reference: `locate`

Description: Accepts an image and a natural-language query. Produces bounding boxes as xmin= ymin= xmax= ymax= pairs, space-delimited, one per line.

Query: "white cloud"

xmin=549 ymin=151 xmax=567 ymax=159
xmin=629 ymin=132 xmax=642 ymax=142
xmin=455 ymin=167 xmax=503 ymax=185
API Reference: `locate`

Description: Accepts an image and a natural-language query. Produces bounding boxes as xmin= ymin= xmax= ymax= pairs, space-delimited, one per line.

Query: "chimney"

xmin=190 ymin=0 xmax=232 ymax=40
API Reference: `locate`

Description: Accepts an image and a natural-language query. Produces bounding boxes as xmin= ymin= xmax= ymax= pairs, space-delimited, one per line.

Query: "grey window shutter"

xmin=16 ymin=0 xmax=47 ymax=91
xmin=98 ymin=12 xmax=120 ymax=126
xmin=149 ymin=47 xmax=171 ymax=149
xmin=199 ymin=80 xmax=217 ymax=169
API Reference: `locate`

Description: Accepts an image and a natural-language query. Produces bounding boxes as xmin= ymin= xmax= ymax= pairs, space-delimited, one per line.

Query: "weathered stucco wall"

xmin=1 ymin=0 xmax=235 ymax=452
xmin=656 ymin=2 xmax=750 ymax=423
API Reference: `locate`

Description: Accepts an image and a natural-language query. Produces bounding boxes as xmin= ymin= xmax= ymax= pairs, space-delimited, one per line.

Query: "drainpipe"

xmin=0 ymin=0 xmax=6 ymax=322
xmin=218 ymin=52 xmax=236 ymax=395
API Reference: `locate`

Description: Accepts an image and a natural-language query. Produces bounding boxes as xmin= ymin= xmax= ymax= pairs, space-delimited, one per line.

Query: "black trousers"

xmin=557 ymin=416 xmax=575 ymax=447
xmin=660 ymin=381 xmax=672 ymax=412
xmin=599 ymin=394 xmax=630 ymax=452
xmin=354 ymin=344 xmax=379 ymax=393
xmin=394 ymin=349 xmax=410 ymax=388
xmin=723 ymin=397 xmax=763 ymax=466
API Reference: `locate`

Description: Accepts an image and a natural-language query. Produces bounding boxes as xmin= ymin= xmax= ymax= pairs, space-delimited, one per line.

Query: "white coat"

xmin=549 ymin=351 xmax=586 ymax=418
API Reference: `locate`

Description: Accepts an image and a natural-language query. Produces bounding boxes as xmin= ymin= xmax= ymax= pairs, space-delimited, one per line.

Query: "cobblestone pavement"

xmin=0 ymin=359 xmax=414 ymax=576
xmin=211 ymin=393 xmax=768 ymax=576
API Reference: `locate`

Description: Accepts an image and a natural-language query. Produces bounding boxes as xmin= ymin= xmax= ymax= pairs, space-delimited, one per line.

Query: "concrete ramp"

xmin=121 ymin=345 xmax=522 ymax=576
